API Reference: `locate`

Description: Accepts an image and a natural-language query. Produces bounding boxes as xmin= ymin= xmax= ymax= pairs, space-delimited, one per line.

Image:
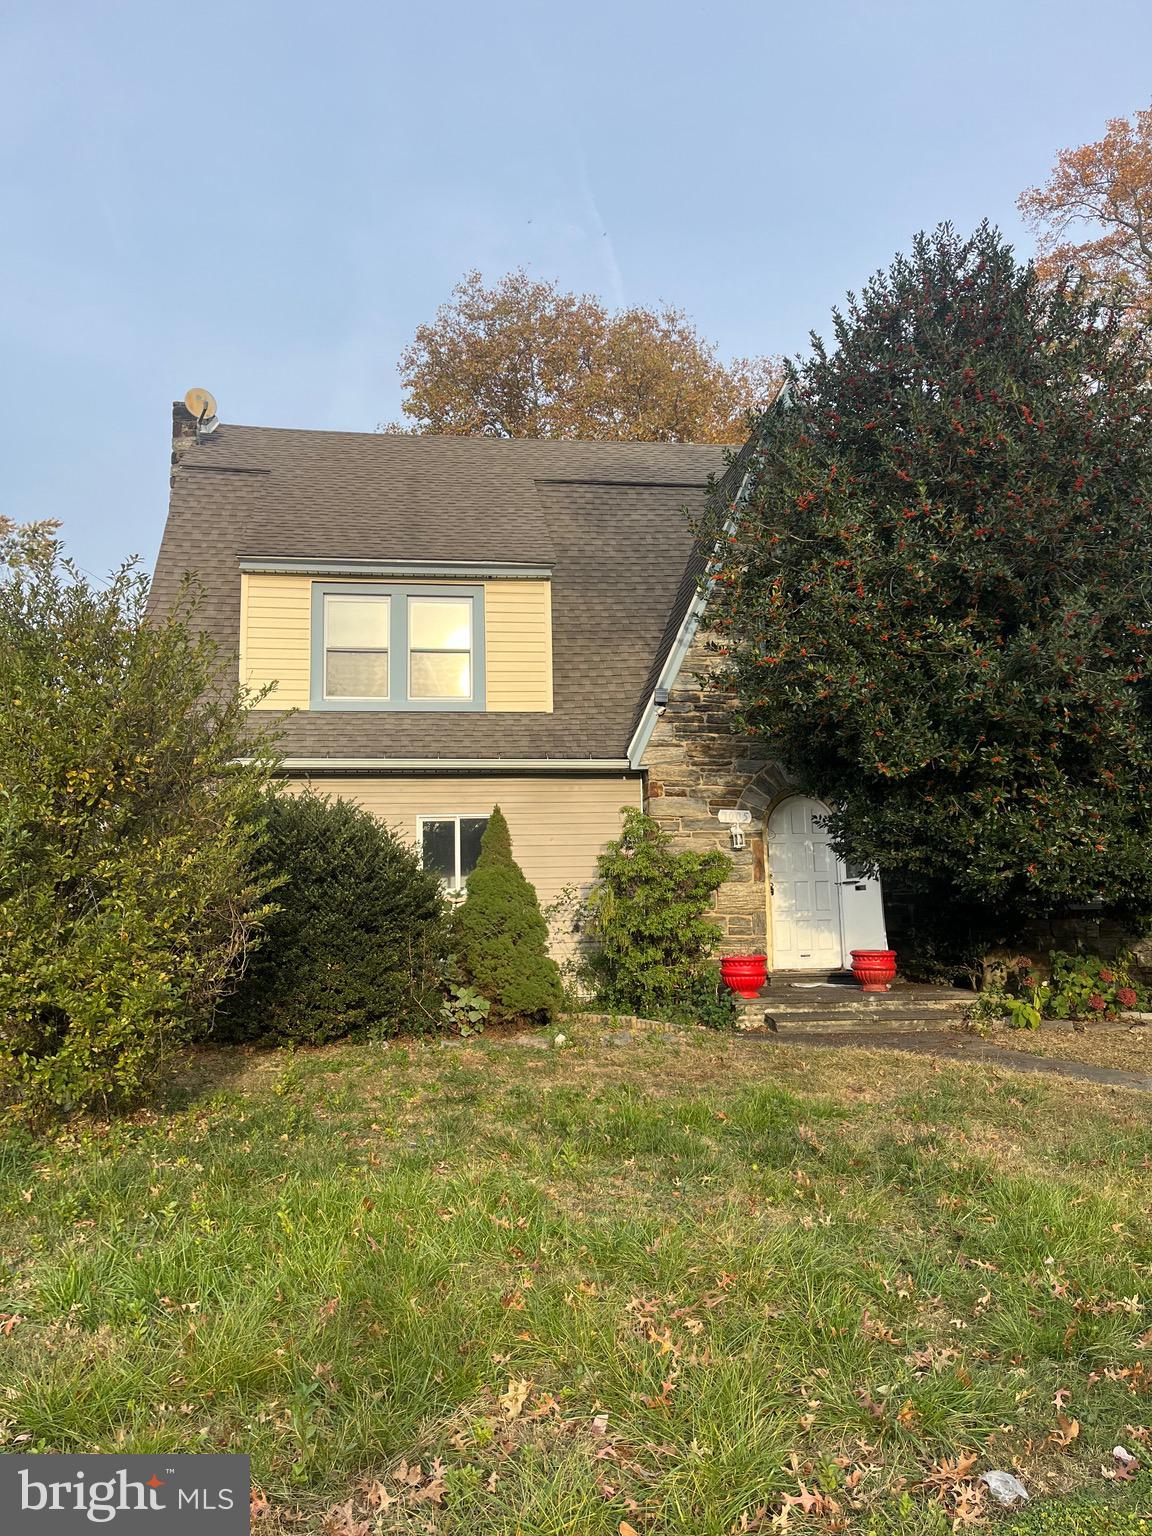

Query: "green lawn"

xmin=2 ymin=1022 xmax=1151 ymax=1534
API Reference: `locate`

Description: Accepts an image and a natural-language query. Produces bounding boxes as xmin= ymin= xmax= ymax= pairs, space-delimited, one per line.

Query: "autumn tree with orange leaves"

xmin=390 ymin=270 xmax=781 ymax=443
xmin=1020 ymin=103 xmax=1152 ymax=351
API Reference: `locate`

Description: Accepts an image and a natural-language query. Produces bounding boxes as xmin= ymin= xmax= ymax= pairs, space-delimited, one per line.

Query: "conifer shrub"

xmin=222 ymin=791 xmax=447 ymax=1044
xmin=452 ymin=806 xmax=563 ymax=1025
xmin=581 ymin=807 xmax=735 ymax=1028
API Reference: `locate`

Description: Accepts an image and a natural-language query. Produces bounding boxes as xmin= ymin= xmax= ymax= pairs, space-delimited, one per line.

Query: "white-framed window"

xmin=311 ymin=583 xmax=485 ymax=711
xmin=323 ymin=593 xmax=390 ymax=700
xmin=407 ymin=596 xmax=473 ymax=701
xmin=417 ymin=814 xmax=489 ymax=891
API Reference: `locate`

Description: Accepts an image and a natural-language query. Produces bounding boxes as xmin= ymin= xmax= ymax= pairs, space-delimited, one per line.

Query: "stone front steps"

xmin=737 ymin=971 xmax=974 ymax=1034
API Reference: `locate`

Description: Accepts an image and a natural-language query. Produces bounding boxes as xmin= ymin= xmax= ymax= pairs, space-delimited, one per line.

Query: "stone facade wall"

xmin=640 ymin=621 xmax=1152 ymax=978
xmin=987 ymin=914 xmax=1149 ymax=981
xmin=641 ymin=627 xmax=796 ymax=955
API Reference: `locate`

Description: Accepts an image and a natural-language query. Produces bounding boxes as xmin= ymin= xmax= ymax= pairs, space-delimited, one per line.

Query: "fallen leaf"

xmin=363 ymin=1481 xmax=396 ymax=1512
xmin=951 ymin=1482 xmax=987 ymax=1528
xmin=858 ymin=1388 xmax=887 ymax=1420
xmin=499 ymin=1377 xmax=533 ymax=1420
xmin=921 ymin=1452 xmax=979 ymax=1499
xmin=1047 ymin=1414 xmax=1080 ymax=1451
xmin=322 ymin=1499 xmax=371 ymax=1536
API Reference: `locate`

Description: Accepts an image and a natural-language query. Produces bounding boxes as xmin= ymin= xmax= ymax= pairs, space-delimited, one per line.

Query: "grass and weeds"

xmin=2 ymin=1021 xmax=1151 ymax=1532
xmin=979 ymin=1023 xmax=1150 ymax=1076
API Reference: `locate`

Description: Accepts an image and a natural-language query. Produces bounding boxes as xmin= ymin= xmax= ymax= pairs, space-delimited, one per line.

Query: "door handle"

xmin=839 ymin=881 xmax=867 ymax=890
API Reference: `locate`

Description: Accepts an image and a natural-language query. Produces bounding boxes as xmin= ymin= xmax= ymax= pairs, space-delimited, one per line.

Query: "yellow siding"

xmin=243 ymin=575 xmax=312 ymax=710
xmin=240 ymin=573 xmax=554 ymax=713
xmin=484 ymin=580 xmax=553 ymax=711
xmin=281 ymin=774 xmax=642 ymax=954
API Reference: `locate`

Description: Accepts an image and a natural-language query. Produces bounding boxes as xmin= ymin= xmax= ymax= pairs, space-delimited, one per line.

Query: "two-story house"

xmin=151 ymin=399 xmax=890 ymax=971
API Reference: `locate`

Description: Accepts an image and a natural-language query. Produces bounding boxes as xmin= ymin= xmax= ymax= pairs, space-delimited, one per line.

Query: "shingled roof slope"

xmin=150 ymin=421 xmax=727 ymax=761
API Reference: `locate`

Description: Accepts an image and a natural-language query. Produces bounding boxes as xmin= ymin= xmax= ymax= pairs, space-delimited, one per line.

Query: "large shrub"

xmin=582 ymin=807 xmax=735 ymax=1027
xmin=0 ymin=528 xmax=277 ymax=1122
xmin=452 ymin=806 xmax=562 ymax=1025
xmin=708 ymin=222 xmax=1152 ymax=929
xmin=221 ymin=791 xmax=447 ymax=1044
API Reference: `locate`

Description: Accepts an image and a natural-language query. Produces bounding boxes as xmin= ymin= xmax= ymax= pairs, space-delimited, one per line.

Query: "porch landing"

xmin=738 ymin=970 xmax=973 ymax=1034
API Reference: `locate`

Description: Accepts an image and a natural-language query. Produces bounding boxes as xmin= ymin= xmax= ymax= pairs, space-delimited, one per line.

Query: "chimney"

xmin=171 ymin=388 xmax=218 ymax=479
xmin=172 ymin=398 xmax=200 ymax=447
xmin=170 ymin=400 xmax=198 ymax=489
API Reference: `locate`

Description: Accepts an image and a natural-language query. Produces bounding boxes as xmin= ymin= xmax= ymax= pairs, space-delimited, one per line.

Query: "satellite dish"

xmin=184 ymin=387 xmax=217 ymax=421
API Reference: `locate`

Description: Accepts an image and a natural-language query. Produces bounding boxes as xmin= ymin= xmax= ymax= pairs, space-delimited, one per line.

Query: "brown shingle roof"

xmin=150 ymin=421 xmax=726 ymax=761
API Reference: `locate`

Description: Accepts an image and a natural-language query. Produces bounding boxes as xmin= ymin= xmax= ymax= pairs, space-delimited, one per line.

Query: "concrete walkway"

xmin=741 ymin=1027 xmax=1152 ymax=1094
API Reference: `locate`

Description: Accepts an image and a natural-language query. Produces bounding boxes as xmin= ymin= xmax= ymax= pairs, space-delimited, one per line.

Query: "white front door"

xmin=767 ymin=796 xmax=887 ymax=970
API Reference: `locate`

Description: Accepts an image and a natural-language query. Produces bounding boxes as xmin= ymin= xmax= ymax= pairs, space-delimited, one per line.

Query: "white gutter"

xmin=241 ymin=757 xmax=635 ymax=774
xmin=238 ymin=558 xmax=551 ymax=580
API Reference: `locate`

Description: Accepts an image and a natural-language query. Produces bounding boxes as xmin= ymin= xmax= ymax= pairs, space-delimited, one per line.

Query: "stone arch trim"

xmin=735 ymin=762 xmax=802 ymax=822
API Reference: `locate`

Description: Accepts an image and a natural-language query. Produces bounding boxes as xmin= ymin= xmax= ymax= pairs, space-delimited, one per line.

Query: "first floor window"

xmin=419 ymin=815 xmax=489 ymax=891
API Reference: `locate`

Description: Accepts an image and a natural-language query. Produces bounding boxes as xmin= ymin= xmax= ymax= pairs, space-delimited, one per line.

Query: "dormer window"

xmin=408 ymin=597 xmax=472 ymax=700
xmin=324 ymin=594 xmax=390 ymax=699
xmin=311 ymin=582 xmax=485 ymax=711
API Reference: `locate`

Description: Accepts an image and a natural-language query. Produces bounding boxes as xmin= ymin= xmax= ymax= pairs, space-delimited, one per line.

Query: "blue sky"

xmin=2 ymin=0 xmax=1150 ymax=577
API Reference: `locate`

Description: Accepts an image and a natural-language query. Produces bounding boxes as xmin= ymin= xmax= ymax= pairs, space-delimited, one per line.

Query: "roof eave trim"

xmin=626 ymin=391 xmax=793 ymax=769
xmin=627 ymin=463 xmax=759 ymax=770
xmin=240 ymin=756 xmax=634 ymax=773
xmin=627 ymin=581 xmax=713 ymax=769
xmin=238 ymin=558 xmax=552 ymax=580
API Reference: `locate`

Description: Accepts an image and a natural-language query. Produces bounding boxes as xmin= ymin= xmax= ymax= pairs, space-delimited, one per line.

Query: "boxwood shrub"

xmin=221 ymin=791 xmax=447 ymax=1044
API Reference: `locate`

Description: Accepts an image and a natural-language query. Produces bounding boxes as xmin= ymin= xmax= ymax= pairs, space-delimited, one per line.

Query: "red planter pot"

xmin=720 ymin=954 xmax=768 ymax=1000
xmin=851 ymin=949 xmax=897 ymax=993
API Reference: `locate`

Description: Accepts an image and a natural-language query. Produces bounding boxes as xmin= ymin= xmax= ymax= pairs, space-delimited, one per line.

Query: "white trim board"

xmin=243 ymin=757 xmax=635 ymax=773
xmin=238 ymin=558 xmax=551 ymax=581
